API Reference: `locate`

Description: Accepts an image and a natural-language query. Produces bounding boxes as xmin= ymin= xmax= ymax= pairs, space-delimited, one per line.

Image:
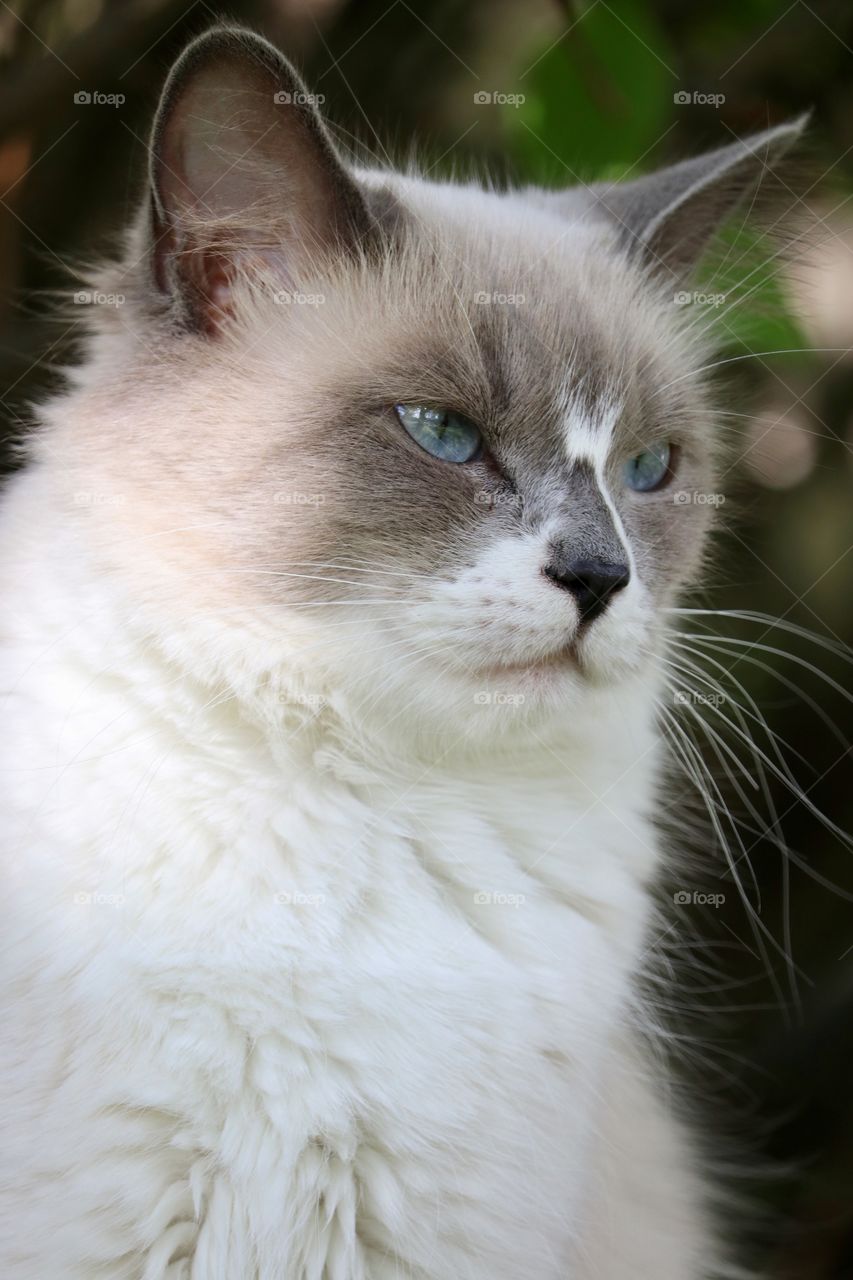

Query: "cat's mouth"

xmin=479 ymin=643 xmax=581 ymax=680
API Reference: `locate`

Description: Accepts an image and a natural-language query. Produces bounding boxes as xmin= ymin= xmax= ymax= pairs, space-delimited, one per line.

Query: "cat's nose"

xmin=542 ymin=556 xmax=630 ymax=625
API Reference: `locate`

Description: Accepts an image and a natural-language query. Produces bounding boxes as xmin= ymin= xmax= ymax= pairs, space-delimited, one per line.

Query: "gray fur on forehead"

xmin=93 ymin=157 xmax=712 ymax=492
xmin=274 ymin=170 xmax=708 ymax=443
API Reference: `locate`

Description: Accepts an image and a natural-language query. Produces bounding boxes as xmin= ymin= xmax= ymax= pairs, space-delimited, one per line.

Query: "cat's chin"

xmin=470 ymin=631 xmax=647 ymax=697
xmin=476 ymin=644 xmax=581 ymax=682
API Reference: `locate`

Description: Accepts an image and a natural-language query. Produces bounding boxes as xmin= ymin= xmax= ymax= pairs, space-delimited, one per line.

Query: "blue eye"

xmin=394 ymin=404 xmax=482 ymax=464
xmin=624 ymin=442 xmax=672 ymax=492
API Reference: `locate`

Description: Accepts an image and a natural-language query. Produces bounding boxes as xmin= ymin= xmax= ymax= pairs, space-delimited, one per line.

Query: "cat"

xmin=0 ymin=24 xmax=804 ymax=1280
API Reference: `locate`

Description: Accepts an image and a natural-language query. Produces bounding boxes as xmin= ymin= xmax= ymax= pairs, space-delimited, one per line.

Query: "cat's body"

xmin=0 ymin=469 xmax=703 ymax=1278
xmin=0 ymin=26 xmax=801 ymax=1278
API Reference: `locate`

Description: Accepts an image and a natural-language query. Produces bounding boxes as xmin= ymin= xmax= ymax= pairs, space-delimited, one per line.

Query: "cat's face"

xmin=190 ymin=204 xmax=716 ymax=724
xmin=58 ymin=28 xmax=801 ymax=740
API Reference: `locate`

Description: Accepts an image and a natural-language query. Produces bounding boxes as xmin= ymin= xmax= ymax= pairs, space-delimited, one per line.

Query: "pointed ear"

xmin=148 ymin=26 xmax=372 ymax=333
xmin=590 ymin=118 xmax=808 ymax=280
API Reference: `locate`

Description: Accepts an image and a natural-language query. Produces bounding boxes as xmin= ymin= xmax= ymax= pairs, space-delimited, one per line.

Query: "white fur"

xmin=0 ymin=460 xmax=717 ymax=1278
xmin=0 ymin=101 xmax=747 ymax=1269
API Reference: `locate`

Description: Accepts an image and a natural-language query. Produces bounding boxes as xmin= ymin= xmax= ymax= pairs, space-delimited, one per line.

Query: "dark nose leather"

xmin=543 ymin=556 xmax=630 ymax=625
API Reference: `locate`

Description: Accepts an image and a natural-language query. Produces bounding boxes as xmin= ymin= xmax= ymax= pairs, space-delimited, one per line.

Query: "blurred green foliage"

xmin=500 ymin=2 xmax=809 ymax=361
xmin=507 ymin=0 xmax=673 ymax=180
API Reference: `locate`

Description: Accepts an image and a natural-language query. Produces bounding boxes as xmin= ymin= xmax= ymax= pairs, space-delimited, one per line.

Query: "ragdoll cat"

xmin=0 ymin=25 xmax=804 ymax=1280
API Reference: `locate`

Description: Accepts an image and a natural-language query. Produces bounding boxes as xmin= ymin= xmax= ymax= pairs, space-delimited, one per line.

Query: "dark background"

xmin=1 ymin=1 xmax=852 ymax=1275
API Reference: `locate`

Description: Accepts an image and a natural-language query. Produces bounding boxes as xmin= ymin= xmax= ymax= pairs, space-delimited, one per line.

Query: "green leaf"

xmin=697 ymin=222 xmax=810 ymax=360
xmin=507 ymin=0 xmax=675 ymax=185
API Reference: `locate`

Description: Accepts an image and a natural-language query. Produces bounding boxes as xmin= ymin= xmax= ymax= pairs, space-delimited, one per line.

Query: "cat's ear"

xmin=590 ymin=118 xmax=807 ymax=280
xmin=148 ymin=26 xmax=371 ymax=333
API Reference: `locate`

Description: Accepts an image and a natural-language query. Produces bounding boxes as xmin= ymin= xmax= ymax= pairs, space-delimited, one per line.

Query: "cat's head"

xmin=54 ymin=28 xmax=803 ymax=745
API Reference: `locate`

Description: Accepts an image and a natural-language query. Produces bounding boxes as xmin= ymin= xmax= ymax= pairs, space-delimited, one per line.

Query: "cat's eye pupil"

xmin=624 ymin=442 xmax=672 ymax=493
xmin=394 ymin=404 xmax=481 ymax=464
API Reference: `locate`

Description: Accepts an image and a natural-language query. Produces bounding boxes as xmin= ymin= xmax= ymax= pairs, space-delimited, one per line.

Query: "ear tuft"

xmin=148 ymin=26 xmax=371 ymax=333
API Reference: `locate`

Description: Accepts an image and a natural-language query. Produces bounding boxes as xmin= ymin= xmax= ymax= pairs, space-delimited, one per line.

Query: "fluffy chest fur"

xmin=0 ymin=479 xmax=659 ymax=1279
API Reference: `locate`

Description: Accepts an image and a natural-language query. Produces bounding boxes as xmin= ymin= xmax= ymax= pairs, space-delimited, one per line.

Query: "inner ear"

xmin=149 ymin=26 xmax=372 ymax=334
